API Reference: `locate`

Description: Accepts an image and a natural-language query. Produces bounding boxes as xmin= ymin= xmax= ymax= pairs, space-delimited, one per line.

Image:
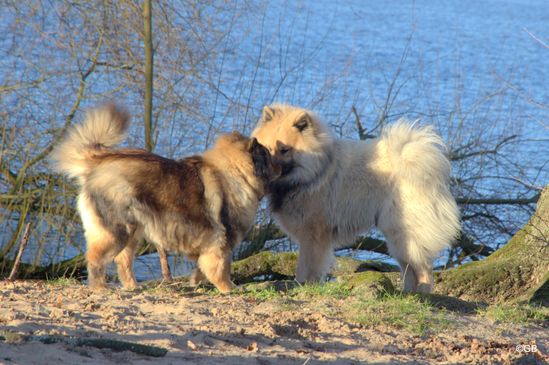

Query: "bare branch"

xmin=523 ymin=27 xmax=549 ymax=49
xmin=7 ymin=222 xmax=31 ymax=281
xmin=449 ymin=135 xmax=518 ymax=161
xmin=456 ymin=194 xmax=540 ymax=205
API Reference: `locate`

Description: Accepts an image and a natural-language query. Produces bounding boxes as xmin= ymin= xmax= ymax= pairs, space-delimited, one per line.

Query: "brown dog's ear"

xmin=294 ymin=113 xmax=311 ymax=132
xmin=262 ymin=106 xmax=275 ymax=122
xmin=247 ymin=137 xmax=259 ymax=152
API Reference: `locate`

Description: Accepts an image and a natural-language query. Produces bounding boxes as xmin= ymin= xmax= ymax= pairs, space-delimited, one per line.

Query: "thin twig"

xmin=523 ymin=28 xmax=549 ymax=49
xmin=7 ymin=222 xmax=31 ymax=281
xmin=456 ymin=194 xmax=540 ymax=205
xmin=351 ymin=105 xmax=379 ymax=140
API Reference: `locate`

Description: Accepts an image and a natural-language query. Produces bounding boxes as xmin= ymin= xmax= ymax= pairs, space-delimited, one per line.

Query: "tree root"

xmin=0 ymin=331 xmax=168 ymax=357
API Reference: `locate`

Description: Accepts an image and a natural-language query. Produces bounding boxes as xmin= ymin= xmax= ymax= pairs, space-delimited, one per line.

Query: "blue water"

xmin=2 ymin=0 xmax=548 ymax=279
xmin=223 ymin=0 xmax=548 ymax=126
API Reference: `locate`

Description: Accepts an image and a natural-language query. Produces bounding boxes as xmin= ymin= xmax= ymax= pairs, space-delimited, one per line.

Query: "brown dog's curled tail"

xmin=51 ymin=103 xmax=129 ymax=183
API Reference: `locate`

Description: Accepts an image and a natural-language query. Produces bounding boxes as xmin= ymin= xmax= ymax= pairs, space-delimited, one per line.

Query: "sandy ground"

xmin=0 ymin=280 xmax=547 ymax=365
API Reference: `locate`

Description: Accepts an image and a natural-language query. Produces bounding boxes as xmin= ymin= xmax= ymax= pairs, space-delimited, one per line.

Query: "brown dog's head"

xmin=247 ymin=137 xmax=282 ymax=186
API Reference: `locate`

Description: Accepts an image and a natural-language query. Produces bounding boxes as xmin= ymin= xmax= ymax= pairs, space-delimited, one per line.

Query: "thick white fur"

xmin=252 ymin=105 xmax=460 ymax=292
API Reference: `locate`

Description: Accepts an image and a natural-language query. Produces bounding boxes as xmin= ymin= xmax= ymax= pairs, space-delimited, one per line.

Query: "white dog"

xmin=251 ymin=104 xmax=460 ymax=292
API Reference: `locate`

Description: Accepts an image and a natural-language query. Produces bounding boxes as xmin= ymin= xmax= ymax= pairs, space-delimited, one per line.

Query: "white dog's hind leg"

xmin=379 ymin=224 xmax=433 ymax=292
xmin=397 ymin=260 xmax=418 ymax=292
xmin=296 ymin=237 xmax=334 ymax=283
xmin=389 ymin=245 xmax=434 ymax=293
xmin=412 ymin=264 xmax=433 ymax=293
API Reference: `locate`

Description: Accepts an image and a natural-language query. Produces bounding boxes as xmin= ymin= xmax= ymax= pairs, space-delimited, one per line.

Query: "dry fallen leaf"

xmin=247 ymin=341 xmax=258 ymax=352
xmin=55 ymin=294 xmax=63 ymax=308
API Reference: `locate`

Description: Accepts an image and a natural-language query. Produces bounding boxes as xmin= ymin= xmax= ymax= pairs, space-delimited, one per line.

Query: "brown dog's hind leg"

xmin=197 ymin=247 xmax=234 ymax=293
xmin=188 ymin=254 xmax=207 ymax=287
xmin=86 ymin=229 xmax=117 ymax=290
xmin=79 ymin=193 xmax=117 ymax=290
xmin=114 ymin=231 xmax=141 ymax=289
xmin=189 ymin=267 xmax=207 ymax=287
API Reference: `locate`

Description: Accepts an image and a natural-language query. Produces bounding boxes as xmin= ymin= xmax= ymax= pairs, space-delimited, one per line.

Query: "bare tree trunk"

xmin=435 ymin=186 xmax=549 ymax=305
xmin=143 ymin=0 xmax=171 ymax=282
xmin=143 ymin=0 xmax=154 ymax=153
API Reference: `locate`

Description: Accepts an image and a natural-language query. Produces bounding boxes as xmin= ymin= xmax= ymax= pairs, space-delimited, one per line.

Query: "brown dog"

xmin=53 ymin=104 xmax=280 ymax=292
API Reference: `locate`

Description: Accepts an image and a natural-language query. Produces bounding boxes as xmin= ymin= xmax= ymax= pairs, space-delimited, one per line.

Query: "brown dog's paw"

xmin=215 ymin=281 xmax=237 ymax=294
xmin=190 ymin=268 xmax=207 ymax=287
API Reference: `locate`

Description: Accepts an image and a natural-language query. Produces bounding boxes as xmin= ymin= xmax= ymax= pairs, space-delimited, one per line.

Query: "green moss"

xmin=338 ymin=271 xmax=395 ymax=299
xmin=435 ymin=196 xmax=548 ymax=304
xmin=528 ymin=271 xmax=549 ymax=306
xmin=437 ymin=260 xmax=535 ymax=301
xmin=232 ymin=251 xmax=297 ymax=283
xmin=331 ymin=257 xmax=399 ymax=276
xmin=241 ymin=280 xmax=301 ymax=300
xmin=232 ymin=251 xmax=399 ymax=285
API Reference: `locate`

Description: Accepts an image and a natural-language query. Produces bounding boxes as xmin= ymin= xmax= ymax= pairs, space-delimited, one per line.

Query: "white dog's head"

xmin=251 ymin=104 xmax=335 ymax=188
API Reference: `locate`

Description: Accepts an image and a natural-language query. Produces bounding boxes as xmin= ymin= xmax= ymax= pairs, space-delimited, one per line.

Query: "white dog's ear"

xmin=294 ymin=113 xmax=311 ymax=132
xmin=262 ymin=106 xmax=275 ymax=122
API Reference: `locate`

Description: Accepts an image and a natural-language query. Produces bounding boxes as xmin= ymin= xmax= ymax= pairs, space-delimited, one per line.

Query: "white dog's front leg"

xmin=296 ymin=238 xmax=334 ymax=283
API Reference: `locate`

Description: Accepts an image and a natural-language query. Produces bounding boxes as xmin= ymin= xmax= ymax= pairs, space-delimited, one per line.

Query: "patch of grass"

xmin=238 ymin=280 xmax=352 ymax=301
xmin=46 ymin=277 xmax=80 ymax=287
xmin=0 ymin=330 xmax=27 ymax=344
xmin=289 ymin=281 xmax=352 ymax=299
xmin=244 ymin=285 xmax=280 ymax=301
xmin=478 ymin=304 xmax=548 ymax=325
xmin=344 ymin=293 xmax=452 ymax=336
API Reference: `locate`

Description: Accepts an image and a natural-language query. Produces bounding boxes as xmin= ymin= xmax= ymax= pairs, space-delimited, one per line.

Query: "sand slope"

xmin=0 ymin=280 xmax=547 ymax=364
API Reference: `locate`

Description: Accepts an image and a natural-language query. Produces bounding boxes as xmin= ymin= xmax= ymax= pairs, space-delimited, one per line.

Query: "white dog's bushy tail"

xmin=52 ymin=104 xmax=129 ymax=183
xmin=382 ymin=121 xmax=452 ymax=188
xmin=380 ymin=120 xmax=460 ymax=267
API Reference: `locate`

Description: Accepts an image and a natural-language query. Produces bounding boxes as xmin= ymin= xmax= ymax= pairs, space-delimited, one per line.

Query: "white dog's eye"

xmin=294 ymin=114 xmax=309 ymax=132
